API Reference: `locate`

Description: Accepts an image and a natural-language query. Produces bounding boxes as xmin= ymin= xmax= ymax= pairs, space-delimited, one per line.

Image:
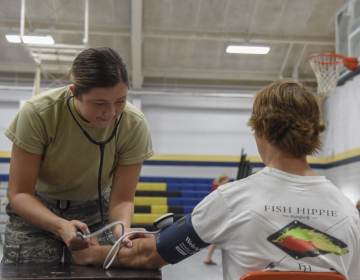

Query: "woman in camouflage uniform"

xmin=2 ymin=47 xmax=153 ymax=264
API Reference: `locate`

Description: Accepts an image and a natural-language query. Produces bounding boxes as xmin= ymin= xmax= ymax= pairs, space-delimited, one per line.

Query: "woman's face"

xmin=72 ymin=82 xmax=128 ymax=128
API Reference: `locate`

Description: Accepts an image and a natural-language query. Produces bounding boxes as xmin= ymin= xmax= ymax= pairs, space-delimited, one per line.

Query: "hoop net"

xmin=309 ymin=53 xmax=358 ymax=101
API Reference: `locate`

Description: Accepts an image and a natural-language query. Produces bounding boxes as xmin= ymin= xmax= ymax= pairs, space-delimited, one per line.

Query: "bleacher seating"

xmin=132 ymin=178 xmax=212 ymax=228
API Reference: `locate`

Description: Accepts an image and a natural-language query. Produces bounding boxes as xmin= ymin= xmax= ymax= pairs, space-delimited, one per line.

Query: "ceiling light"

xmin=226 ymin=45 xmax=270 ymax=55
xmin=5 ymin=35 xmax=21 ymax=43
xmin=5 ymin=34 xmax=55 ymax=45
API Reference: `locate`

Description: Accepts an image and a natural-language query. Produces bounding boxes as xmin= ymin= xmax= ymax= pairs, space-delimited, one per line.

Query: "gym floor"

xmin=162 ymin=248 xmax=223 ymax=280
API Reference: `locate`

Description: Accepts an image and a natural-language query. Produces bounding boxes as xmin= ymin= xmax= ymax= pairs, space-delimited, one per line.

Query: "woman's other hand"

xmin=58 ymin=219 xmax=91 ymax=250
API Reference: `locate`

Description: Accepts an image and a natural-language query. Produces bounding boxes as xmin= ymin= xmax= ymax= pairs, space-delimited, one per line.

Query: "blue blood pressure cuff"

xmin=155 ymin=214 xmax=209 ymax=264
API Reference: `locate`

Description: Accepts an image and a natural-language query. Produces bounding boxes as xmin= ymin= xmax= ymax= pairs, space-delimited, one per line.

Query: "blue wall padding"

xmin=167 ymin=183 xmax=211 ymax=192
xmin=0 ymin=175 xmax=9 ymax=182
xmin=140 ymin=176 xmax=213 ymax=184
xmin=181 ymin=191 xmax=208 ymax=198
xmin=168 ymin=197 xmax=203 ymax=206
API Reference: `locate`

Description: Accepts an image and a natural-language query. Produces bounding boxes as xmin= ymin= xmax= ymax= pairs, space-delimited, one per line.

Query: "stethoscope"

xmin=67 ymin=95 xmax=175 ymax=269
xmin=78 ymin=213 xmax=175 ymax=269
xmin=66 ymin=95 xmax=123 ymax=225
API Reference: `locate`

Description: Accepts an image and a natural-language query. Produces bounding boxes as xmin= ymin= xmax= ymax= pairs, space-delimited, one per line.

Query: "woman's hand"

xmin=58 ymin=219 xmax=91 ymax=250
xmin=113 ymin=224 xmax=125 ymax=240
xmin=112 ymin=224 xmax=133 ymax=247
xmin=121 ymin=227 xmax=148 ymax=248
xmin=113 ymin=225 xmax=147 ymax=248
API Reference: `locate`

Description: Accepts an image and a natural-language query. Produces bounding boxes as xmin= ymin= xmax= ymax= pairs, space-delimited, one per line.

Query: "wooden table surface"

xmin=0 ymin=263 xmax=162 ymax=280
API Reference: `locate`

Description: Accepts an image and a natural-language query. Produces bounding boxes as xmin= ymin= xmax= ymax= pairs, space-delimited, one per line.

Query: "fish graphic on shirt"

xmin=267 ymin=220 xmax=349 ymax=259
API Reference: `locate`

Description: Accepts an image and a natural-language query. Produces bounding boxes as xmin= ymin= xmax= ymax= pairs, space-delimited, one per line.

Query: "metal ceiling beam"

xmin=31 ymin=54 xmax=75 ymax=62
xmin=83 ymin=0 xmax=89 ymax=46
xmin=0 ymin=21 xmax=130 ymax=36
xmin=144 ymin=31 xmax=334 ymax=46
xmin=292 ymin=44 xmax=307 ymax=80
xmin=26 ymin=48 xmax=81 ymax=54
xmin=27 ymin=44 xmax=84 ymax=50
xmin=279 ymin=43 xmax=293 ymax=78
xmin=0 ymin=22 xmax=334 ymax=46
xmin=246 ymin=0 xmax=259 ymax=40
xmin=20 ymin=0 xmax=26 ymax=40
xmin=193 ymin=0 xmax=202 ymax=27
xmin=130 ymin=0 xmax=143 ymax=89
xmin=132 ymin=93 xmax=254 ymax=110
xmin=143 ymin=67 xmax=316 ymax=82
xmin=130 ymin=90 xmax=254 ymax=99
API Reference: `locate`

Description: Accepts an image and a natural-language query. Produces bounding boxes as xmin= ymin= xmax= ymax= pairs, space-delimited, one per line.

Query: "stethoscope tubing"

xmin=66 ymin=96 xmax=123 ymax=224
xmin=78 ymin=221 xmax=159 ymax=269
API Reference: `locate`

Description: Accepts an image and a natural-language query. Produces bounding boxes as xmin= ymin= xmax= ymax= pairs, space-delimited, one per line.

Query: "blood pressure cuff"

xmin=155 ymin=214 xmax=209 ymax=264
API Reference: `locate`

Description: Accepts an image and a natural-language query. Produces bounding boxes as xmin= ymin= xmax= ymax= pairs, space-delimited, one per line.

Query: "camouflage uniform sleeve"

xmin=5 ymin=102 xmax=47 ymax=155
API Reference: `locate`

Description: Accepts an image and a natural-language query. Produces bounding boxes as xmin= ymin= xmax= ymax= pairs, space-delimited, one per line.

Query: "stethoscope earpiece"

xmin=153 ymin=213 xmax=175 ymax=230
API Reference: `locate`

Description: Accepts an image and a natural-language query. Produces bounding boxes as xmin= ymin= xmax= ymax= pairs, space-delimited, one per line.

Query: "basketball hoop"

xmin=309 ymin=53 xmax=358 ymax=101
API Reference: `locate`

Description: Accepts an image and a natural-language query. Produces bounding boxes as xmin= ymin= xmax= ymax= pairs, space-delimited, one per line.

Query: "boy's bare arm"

xmin=116 ymin=235 xmax=167 ymax=269
xmin=72 ymin=235 xmax=167 ymax=269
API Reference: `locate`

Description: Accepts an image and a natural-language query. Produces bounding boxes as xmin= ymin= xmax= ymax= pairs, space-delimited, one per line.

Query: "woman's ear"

xmin=69 ymin=84 xmax=76 ymax=95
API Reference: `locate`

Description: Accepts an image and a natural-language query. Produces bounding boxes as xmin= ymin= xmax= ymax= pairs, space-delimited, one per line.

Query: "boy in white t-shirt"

xmin=72 ymin=80 xmax=360 ymax=280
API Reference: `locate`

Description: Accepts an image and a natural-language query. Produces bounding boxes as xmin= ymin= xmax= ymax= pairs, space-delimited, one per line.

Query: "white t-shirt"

xmin=192 ymin=167 xmax=360 ymax=280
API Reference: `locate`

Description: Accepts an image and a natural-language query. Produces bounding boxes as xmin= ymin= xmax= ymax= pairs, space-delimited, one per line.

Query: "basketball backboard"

xmin=336 ymin=0 xmax=360 ymax=78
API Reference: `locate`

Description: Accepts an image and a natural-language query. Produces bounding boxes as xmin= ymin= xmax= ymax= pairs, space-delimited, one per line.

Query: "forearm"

xmin=76 ymin=237 xmax=167 ymax=269
xmin=9 ymin=192 xmax=66 ymax=236
xmin=8 ymin=145 xmax=66 ymax=237
xmin=109 ymin=201 xmax=134 ymax=228
xmin=115 ymin=237 xmax=167 ymax=269
xmin=109 ymin=163 xmax=142 ymax=228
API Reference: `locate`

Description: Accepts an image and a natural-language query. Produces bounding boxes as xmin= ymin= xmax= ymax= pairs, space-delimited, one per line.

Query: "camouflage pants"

xmin=2 ymin=193 xmax=115 ymax=264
